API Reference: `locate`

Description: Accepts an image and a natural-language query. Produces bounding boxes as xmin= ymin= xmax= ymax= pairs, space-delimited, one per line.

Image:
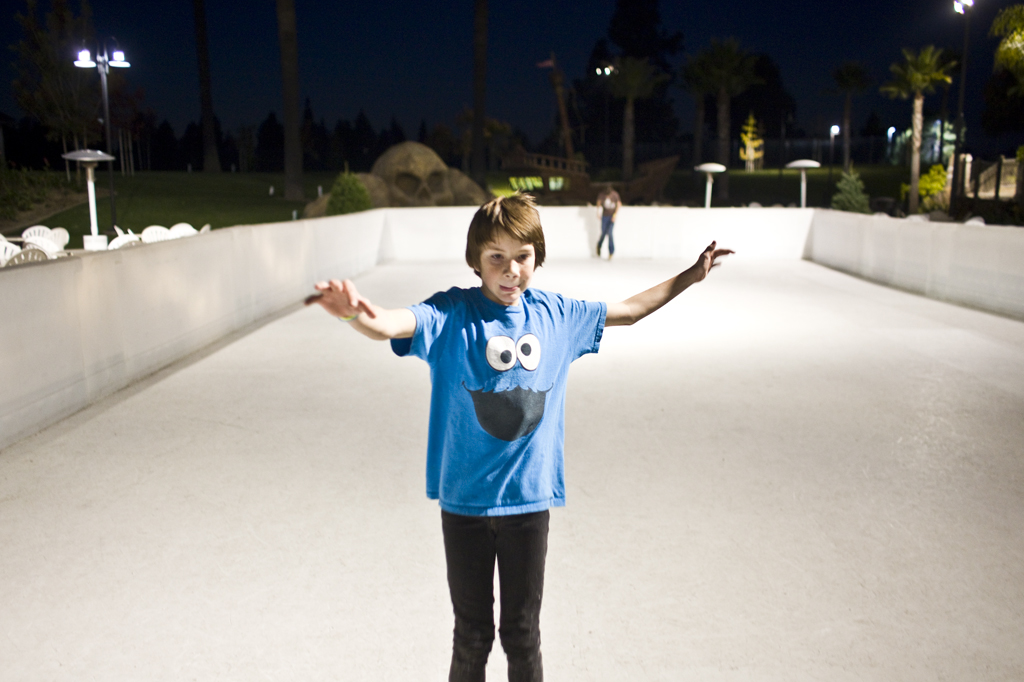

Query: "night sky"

xmin=2 ymin=0 xmax=1019 ymax=156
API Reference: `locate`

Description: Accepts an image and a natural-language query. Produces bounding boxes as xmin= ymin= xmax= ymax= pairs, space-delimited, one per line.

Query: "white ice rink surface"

xmin=2 ymin=258 xmax=1023 ymax=681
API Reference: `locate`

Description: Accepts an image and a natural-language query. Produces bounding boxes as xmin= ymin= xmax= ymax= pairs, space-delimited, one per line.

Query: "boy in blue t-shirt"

xmin=309 ymin=193 xmax=732 ymax=682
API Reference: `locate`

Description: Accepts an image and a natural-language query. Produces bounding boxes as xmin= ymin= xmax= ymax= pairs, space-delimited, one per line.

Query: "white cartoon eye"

xmin=485 ymin=335 xmax=517 ymax=372
xmin=516 ymin=334 xmax=541 ymax=371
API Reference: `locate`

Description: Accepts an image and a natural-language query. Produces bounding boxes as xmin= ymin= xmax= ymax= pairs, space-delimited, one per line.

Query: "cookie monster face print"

xmin=465 ymin=333 xmax=546 ymax=442
xmin=392 ymin=286 xmax=606 ymax=517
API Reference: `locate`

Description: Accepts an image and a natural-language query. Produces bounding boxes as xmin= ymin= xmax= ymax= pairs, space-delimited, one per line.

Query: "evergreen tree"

xmin=831 ymin=169 xmax=871 ymax=213
xmin=180 ymin=121 xmax=203 ymax=170
xmin=255 ymin=111 xmax=285 ymax=171
xmin=350 ymin=111 xmax=377 ymax=171
xmin=151 ymin=120 xmax=178 ymax=170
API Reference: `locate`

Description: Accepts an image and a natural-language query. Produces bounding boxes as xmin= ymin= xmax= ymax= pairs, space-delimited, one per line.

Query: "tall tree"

xmin=833 ymin=61 xmax=871 ymax=172
xmin=682 ymin=52 xmax=714 ymax=166
xmin=605 ymin=0 xmax=681 ymax=153
xmin=471 ymin=0 xmax=487 ymax=184
xmin=275 ymin=0 xmax=303 ymax=200
xmin=607 ymin=57 xmax=669 ymax=180
xmin=991 ymin=5 xmax=1024 ymax=95
xmin=192 ymin=0 xmax=220 ymax=171
xmin=698 ymin=38 xmax=760 ymax=198
xmin=607 ymin=0 xmax=682 ymax=71
xmin=881 ymin=46 xmax=955 ymax=214
xmin=12 ymin=0 xmax=99 ymax=177
xmin=722 ymin=54 xmax=796 ymax=160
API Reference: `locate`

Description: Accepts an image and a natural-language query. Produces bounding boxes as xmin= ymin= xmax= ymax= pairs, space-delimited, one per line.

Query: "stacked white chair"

xmin=4 ymin=247 xmax=50 ymax=267
xmin=1 ymin=241 xmax=21 ymax=267
xmin=49 ymin=227 xmax=70 ymax=250
xmin=168 ymin=223 xmax=198 ymax=238
xmin=22 ymin=225 xmax=53 ymax=242
xmin=141 ymin=225 xmax=172 ymax=243
xmin=22 ymin=235 xmax=60 ymax=256
xmin=108 ymin=234 xmax=143 ymax=250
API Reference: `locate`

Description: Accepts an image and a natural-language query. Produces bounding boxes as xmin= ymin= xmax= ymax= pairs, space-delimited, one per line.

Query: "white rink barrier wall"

xmin=2 ymin=205 xmax=1022 ymax=450
xmin=807 ymin=210 xmax=1024 ymax=321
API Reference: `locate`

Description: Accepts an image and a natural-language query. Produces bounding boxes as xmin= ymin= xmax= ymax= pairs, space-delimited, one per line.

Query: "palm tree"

xmin=992 ymin=5 xmax=1024 ymax=95
xmin=193 ymin=0 xmax=221 ymax=172
xmin=470 ymin=0 xmax=487 ymax=185
xmin=275 ymin=0 xmax=303 ymax=200
xmin=881 ymin=46 xmax=955 ymax=214
xmin=700 ymin=39 xmax=760 ymax=198
xmin=832 ymin=61 xmax=870 ymax=173
xmin=607 ymin=56 xmax=668 ymax=181
xmin=682 ymin=52 xmax=715 ymax=166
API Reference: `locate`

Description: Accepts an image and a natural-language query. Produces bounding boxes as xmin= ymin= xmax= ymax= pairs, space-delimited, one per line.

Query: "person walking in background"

xmin=596 ymin=186 xmax=621 ymax=260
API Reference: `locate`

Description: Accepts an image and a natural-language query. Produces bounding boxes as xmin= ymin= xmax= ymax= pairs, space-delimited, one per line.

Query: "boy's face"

xmin=477 ymin=233 xmax=536 ymax=306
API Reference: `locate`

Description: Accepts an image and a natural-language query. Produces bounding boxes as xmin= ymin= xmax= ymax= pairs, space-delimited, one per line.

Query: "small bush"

xmin=0 ymin=167 xmax=79 ymax=220
xmin=831 ymin=169 xmax=871 ymax=213
xmin=325 ymin=172 xmax=372 ymax=215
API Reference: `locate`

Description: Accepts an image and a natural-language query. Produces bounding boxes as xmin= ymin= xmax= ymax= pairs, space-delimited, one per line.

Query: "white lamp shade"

xmin=694 ymin=163 xmax=727 ymax=173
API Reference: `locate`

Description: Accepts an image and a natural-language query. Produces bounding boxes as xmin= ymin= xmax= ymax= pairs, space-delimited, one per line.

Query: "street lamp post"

xmin=596 ymin=64 xmax=615 ymax=170
xmin=694 ymin=163 xmax=726 ymax=208
xmin=829 ymin=124 xmax=840 ymax=186
xmin=950 ymin=0 xmax=974 ymax=210
xmin=786 ymin=159 xmax=821 ymax=208
xmin=62 ymin=149 xmax=115 ymax=250
xmin=74 ymin=44 xmax=130 ymax=232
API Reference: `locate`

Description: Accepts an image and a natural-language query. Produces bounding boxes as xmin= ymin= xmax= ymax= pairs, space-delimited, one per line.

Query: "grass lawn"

xmin=26 ymin=165 xmax=913 ymax=250
xmin=488 ymin=164 xmax=908 ymax=208
xmin=665 ymin=164 xmax=907 ymax=207
xmin=42 ymin=171 xmax=338 ymax=249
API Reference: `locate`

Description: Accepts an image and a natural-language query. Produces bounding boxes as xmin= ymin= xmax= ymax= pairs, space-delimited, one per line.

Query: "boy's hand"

xmin=306 ymin=279 xmax=377 ymax=319
xmin=691 ymin=241 xmax=734 ymax=282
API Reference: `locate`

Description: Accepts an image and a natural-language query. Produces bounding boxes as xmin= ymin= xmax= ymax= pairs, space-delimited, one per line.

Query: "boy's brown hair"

xmin=465 ymin=193 xmax=546 ymax=274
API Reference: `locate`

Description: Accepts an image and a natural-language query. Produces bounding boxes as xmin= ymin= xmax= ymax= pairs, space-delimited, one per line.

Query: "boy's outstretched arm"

xmin=306 ymin=279 xmax=416 ymax=340
xmin=605 ymin=241 xmax=734 ymax=327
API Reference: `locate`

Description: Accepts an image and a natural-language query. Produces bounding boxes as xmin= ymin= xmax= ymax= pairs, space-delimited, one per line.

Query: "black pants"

xmin=441 ymin=509 xmax=549 ymax=682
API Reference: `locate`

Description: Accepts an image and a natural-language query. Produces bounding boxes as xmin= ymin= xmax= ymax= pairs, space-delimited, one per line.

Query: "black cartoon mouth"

xmin=464 ymin=383 xmax=551 ymax=442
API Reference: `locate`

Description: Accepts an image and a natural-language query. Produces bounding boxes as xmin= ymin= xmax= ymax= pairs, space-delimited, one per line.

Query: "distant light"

xmin=596 ymin=67 xmax=602 ymax=75
xmin=604 ymin=66 xmax=613 ymax=75
xmin=954 ymin=1 xmax=964 ymax=13
xmin=112 ymin=50 xmax=124 ymax=62
xmin=887 ymin=126 xmax=896 ymax=140
xmin=109 ymin=49 xmax=130 ymax=68
xmin=963 ymin=0 xmax=974 ymax=6
xmin=830 ymin=125 xmax=840 ymax=136
xmin=74 ymin=49 xmax=95 ymax=68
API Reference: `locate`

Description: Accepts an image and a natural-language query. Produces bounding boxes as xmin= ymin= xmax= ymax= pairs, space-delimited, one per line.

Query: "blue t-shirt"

xmin=391 ymin=287 xmax=606 ymax=516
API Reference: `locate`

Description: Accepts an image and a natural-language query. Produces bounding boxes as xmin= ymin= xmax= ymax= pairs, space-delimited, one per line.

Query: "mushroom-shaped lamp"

xmin=694 ymin=163 xmax=726 ymax=208
xmin=62 ymin=149 xmax=116 ymax=250
xmin=784 ymin=159 xmax=821 ymax=208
